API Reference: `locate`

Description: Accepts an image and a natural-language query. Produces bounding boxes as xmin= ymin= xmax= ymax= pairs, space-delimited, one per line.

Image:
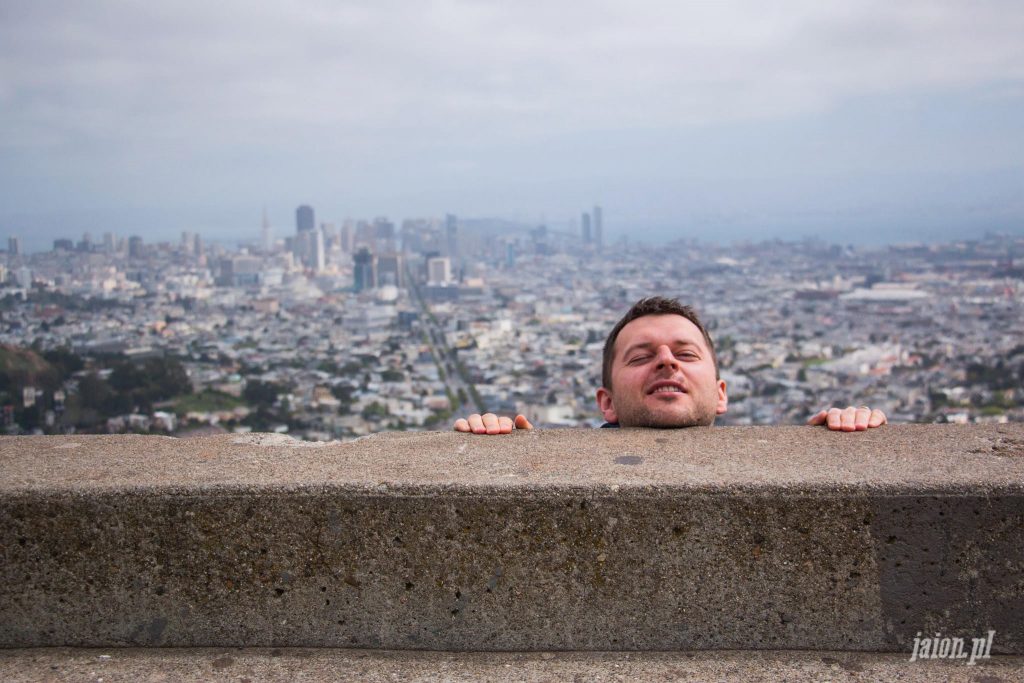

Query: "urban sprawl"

xmin=1 ymin=207 xmax=1022 ymax=439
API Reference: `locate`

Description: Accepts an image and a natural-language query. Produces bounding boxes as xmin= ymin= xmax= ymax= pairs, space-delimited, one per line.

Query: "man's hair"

xmin=601 ymin=297 xmax=718 ymax=389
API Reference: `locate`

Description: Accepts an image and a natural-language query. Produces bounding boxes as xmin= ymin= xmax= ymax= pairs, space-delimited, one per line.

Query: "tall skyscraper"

xmin=375 ymin=218 xmax=396 ymax=253
xmin=355 ymin=220 xmax=375 ymax=251
xmin=261 ymin=208 xmax=273 ymax=251
xmin=7 ymin=236 xmax=21 ymax=256
xmin=312 ymin=228 xmax=326 ymax=273
xmin=445 ymin=214 xmax=458 ymax=259
xmin=320 ymin=222 xmax=338 ymax=249
xmin=293 ymin=230 xmax=313 ymax=267
xmin=296 ymin=205 xmax=315 ymax=233
xmin=581 ymin=212 xmax=592 ymax=244
xmin=593 ymin=205 xmax=603 ymax=251
xmin=353 ymin=248 xmax=375 ymax=292
xmin=340 ymin=220 xmax=354 ymax=253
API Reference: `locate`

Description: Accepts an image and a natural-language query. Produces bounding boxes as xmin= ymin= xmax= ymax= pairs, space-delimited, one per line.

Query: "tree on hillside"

xmin=41 ymin=348 xmax=85 ymax=381
xmin=108 ymin=357 xmax=192 ymax=413
xmin=243 ymin=379 xmax=289 ymax=407
xmin=0 ymin=346 xmax=61 ymax=395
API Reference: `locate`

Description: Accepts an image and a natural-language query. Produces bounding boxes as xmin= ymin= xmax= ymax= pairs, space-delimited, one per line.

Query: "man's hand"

xmin=807 ymin=406 xmax=887 ymax=432
xmin=454 ymin=413 xmax=534 ymax=434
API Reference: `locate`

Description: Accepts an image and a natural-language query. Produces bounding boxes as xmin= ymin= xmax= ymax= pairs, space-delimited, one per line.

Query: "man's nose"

xmin=654 ymin=345 xmax=680 ymax=368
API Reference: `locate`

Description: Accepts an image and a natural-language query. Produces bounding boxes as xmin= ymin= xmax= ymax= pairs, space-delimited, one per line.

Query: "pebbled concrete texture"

xmin=2 ymin=648 xmax=1024 ymax=683
xmin=1 ymin=425 xmax=1022 ymax=652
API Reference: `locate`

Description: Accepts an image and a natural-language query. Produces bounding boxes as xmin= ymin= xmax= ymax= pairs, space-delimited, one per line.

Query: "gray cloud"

xmin=1 ymin=0 xmax=1022 ymax=244
xmin=4 ymin=1 xmax=1022 ymax=143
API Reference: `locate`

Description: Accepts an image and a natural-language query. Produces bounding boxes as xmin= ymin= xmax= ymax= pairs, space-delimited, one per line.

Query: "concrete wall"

xmin=2 ymin=426 xmax=1022 ymax=651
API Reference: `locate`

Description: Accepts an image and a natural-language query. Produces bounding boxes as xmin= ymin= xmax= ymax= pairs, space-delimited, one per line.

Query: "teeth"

xmin=653 ymin=386 xmax=682 ymax=393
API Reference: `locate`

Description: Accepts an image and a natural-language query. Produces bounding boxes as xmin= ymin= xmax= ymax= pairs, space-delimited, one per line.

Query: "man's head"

xmin=596 ymin=297 xmax=727 ymax=427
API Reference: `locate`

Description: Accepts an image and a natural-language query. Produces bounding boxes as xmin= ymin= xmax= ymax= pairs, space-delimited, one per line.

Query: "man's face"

xmin=596 ymin=314 xmax=727 ymax=427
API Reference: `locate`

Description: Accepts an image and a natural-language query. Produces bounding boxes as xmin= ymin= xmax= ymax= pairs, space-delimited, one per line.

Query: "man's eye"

xmin=628 ymin=355 xmax=651 ymax=364
xmin=676 ymin=352 xmax=698 ymax=360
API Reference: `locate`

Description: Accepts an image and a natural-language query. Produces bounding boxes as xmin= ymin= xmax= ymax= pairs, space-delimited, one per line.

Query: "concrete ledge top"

xmin=2 ymin=424 xmax=1022 ymax=495
xmin=2 ymin=648 xmax=1023 ymax=683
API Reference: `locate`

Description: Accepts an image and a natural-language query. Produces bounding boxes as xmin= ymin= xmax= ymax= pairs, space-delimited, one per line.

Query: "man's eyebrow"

xmin=620 ymin=340 xmax=702 ymax=357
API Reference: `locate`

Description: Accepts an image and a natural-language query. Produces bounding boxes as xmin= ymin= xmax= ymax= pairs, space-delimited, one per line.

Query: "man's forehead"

xmin=615 ymin=314 xmax=708 ymax=354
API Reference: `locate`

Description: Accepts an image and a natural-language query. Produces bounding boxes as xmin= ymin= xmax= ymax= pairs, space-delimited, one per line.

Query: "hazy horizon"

xmin=2 ymin=1 xmax=1023 ymax=251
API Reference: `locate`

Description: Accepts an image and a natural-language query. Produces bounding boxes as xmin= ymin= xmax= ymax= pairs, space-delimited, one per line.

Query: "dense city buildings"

xmin=1 ymin=211 xmax=1021 ymax=439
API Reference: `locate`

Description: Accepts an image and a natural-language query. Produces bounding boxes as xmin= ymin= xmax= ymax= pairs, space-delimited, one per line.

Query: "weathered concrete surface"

xmin=1 ymin=425 xmax=1022 ymax=652
xmin=2 ymin=648 xmax=1023 ymax=682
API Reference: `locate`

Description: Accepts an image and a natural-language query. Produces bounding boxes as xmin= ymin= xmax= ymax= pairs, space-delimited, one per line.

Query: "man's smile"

xmin=647 ymin=380 xmax=687 ymax=395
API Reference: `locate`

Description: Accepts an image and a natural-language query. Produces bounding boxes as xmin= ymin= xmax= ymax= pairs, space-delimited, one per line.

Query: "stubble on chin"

xmin=615 ymin=400 xmax=717 ymax=428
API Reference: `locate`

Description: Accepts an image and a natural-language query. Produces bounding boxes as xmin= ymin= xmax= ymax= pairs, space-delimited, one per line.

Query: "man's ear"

xmin=716 ymin=379 xmax=728 ymax=415
xmin=596 ymin=387 xmax=618 ymax=424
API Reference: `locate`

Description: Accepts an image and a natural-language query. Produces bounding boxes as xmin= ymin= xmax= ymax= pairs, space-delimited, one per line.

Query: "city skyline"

xmin=1 ymin=2 xmax=1022 ymax=251
xmin=6 ymin=204 xmax=620 ymax=255
xmin=5 ymin=201 xmax=1024 ymax=257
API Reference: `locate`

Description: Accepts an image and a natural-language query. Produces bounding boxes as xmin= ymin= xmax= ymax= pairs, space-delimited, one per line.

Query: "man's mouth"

xmin=647 ymin=381 xmax=686 ymax=395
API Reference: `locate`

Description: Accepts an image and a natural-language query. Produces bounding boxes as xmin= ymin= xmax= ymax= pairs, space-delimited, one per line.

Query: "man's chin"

xmin=619 ymin=406 xmax=715 ymax=429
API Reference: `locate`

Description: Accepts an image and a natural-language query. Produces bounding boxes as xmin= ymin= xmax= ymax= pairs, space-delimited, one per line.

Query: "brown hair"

xmin=601 ymin=297 xmax=718 ymax=389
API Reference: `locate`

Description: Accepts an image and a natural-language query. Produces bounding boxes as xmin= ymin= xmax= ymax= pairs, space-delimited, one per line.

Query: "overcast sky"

xmin=2 ymin=0 xmax=1023 ymax=249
